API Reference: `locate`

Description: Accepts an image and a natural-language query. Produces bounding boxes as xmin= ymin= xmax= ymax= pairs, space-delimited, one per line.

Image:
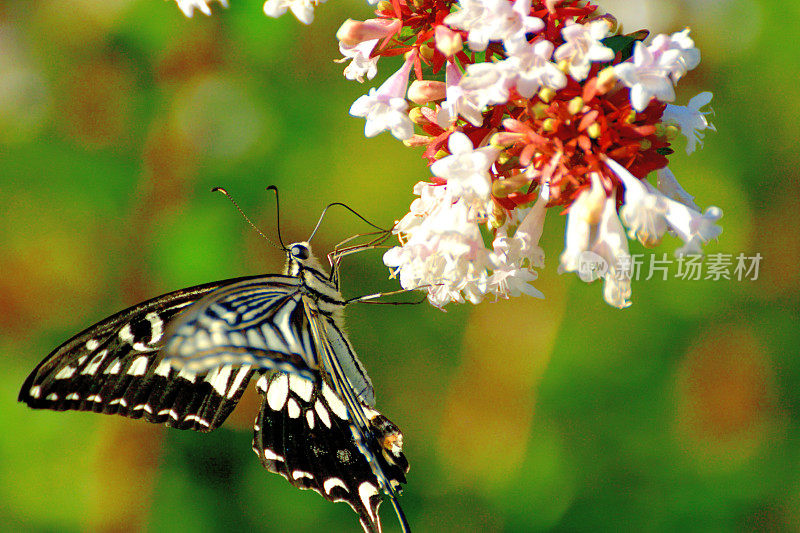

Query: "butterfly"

xmin=18 ymin=191 xmax=411 ymax=533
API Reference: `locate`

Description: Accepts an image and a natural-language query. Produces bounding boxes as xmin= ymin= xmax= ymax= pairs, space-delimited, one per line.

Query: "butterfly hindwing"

xmin=253 ymin=372 xmax=408 ymax=533
xmin=19 ymin=277 xmax=261 ymax=432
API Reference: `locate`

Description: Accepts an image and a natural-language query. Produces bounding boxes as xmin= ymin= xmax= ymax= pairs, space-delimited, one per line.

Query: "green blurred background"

xmin=1 ymin=0 xmax=797 ymax=531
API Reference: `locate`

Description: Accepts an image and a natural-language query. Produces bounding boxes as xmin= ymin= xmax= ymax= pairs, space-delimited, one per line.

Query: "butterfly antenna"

xmin=308 ymin=202 xmax=387 ymax=243
xmin=211 ymin=187 xmax=283 ymax=250
xmin=265 ymin=185 xmax=287 ymax=249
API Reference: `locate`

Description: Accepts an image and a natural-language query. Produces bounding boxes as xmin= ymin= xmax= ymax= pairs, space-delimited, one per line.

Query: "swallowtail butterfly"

xmin=19 ymin=229 xmax=410 ymax=533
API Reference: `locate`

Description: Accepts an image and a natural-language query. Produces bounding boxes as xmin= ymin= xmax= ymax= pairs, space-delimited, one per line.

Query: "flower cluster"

xmin=338 ymin=0 xmax=720 ymax=308
xmin=169 ymin=0 xmax=721 ymax=309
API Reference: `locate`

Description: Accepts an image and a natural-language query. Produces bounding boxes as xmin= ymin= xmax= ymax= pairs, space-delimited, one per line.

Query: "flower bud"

xmin=568 ymin=96 xmax=584 ymax=115
xmin=492 ymin=174 xmax=527 ymax=197
xmin=408 ymin=107 xmax=431 ymax=125
xmin=435 ymin=25 xmax=463 ymax=57
xmin=595 ymin=14 xmax=618 ymax=34
xmin=403 ymin=134 xmax=433 ymax=147
xmin=538 ymin=87 xmax=556 ymax=103
xmin=419 ymin=43 xmax=435 ymax=61
xmin=531 ymin=102 xmax=549 ymax=119
xmin=407 ymin=80 xmax=446 ymax=105
xmin=336 ymin=18 xmax=400 ymax=46
xmin=490 ymin=132 xmax=521 ymax=147
xmin=596 ymin=66 xmax=617 ymax=93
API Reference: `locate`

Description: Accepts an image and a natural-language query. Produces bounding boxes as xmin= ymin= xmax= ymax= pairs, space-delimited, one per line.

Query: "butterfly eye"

xmin=291 ymin=245 xmax=310 ymax=260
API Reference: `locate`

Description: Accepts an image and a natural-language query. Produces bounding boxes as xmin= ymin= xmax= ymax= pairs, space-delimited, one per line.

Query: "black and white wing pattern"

xmin=19 ymin=240 xmax=411 ymax=532
xmin=253 ymin=372 xmax=408 ymax=533
xmin=18 ymin=277 xmax=261 ymax=431
xmin=161 ymin=275 xmax=319 ymax=378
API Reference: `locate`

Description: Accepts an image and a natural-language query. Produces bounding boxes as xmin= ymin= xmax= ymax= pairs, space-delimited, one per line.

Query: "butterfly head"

xmin=289 ymin=243 xmax=310 ymax=261
xmin=284 ymin=241 xmax=330 ymax=280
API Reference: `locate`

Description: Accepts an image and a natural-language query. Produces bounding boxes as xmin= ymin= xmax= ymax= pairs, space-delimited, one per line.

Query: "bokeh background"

xmin=1 ymin=0 xmax=797 ymax=531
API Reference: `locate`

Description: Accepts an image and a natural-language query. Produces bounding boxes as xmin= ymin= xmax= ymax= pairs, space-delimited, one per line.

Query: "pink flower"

xmin=349 ymin=54 xmax=415 ymax=140
xmin=554 ymin=20 xmax=614 ymax=81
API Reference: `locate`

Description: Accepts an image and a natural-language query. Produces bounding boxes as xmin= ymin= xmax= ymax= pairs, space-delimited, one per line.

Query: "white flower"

xmin=606 ymin=157 xmax=722 ymax=255
xmin=460 ymin=60 xmax=517 ymax=109
xmin=442 ymin=0 xmax=483 ymax=43
xmin=430 ymin=132 xmax=500 ymax=212
xmin=662 ymin=92 xmax=715 ymax=154
xmin=337 ymin=39 xmax=379 ymax=83
xmin=590 ymin=194 xmax=632 ymax=308
xmin=393 ymin=181 xmax=448 ymax=234
xmin=263 ymin=0 xmax=322 ymax=25
xmin=172 ymin=0 xmax=227 ymax=17
xmin=558 ymin=172 xmax=607 ymax=273
xmin=513 ymin=195 xmax=547 ymax=267
xmin=557 ymin=174 xmax=632 ymax=308
xmin=664 ymin=192 xmax=723 ymax=256
xmin=487 ymin=263 xmax=544 ymax=299
xmin=614 ymin=41 xmax=678 ymax=111
xmin=492 ymin=186 xmax=547 ymax=268
xmin=486 ymin=198 xmax=547 ymax=300
xmin=616 ymin=30 xmax=703 ymax=112
xmin=438 ymin=61 xmax=485 ymax=127
xmin=504 ymin=37 xmax=567 ymax=97
xmin=384 ymin=196 xmax=493 ymax=307
xmin=349 ymin=55 xmax=415 ymax=140
xmin=444 ymin=0 xmax=544 ymax=52
xmin=655 ymin=167 xmax=699 ymax=211
xmin=553 ymin=20 xmax=615 ymax=82
xmin=649 ymin=29 xmax=701 ymax=82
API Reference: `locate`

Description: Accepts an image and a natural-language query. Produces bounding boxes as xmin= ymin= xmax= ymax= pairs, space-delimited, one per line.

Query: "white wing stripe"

xmin=273 ymin=300 xmax=303 ymax=354
xmin=54 ymin=366 xmax=76 ymax=380
xmin=153 ymin=359 xmax=172 ymax=377
xmin=206 ymin=365 xmax=233 ymax=396
xmin=267 ymin=373 xmax=289 ymax=411
xmin=81 ymin=350 xmax=108 ymax=375
xmin=227 ymin=365 xmax=251 ymax=399
xmin=324 ymin=477 xmax=348 ymax=495
xmin=128 ymin=356 xmax=148 ymax=376
xmin=288 ymin=374 xmax=313 ymax=402
xmin=358 ymin=482 xmax=379 ymax=521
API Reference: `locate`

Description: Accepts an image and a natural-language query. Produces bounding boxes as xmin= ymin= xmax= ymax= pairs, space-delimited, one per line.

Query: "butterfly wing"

xmin=18 ymin=277 xmax=262 ymax=432
xmin=162 ymin=275 xmax=319 ymax=378
xmin=305 ymin=306 xmax=411 ymax=531
xmin=253 ymin=372 xmax=408 ymax=533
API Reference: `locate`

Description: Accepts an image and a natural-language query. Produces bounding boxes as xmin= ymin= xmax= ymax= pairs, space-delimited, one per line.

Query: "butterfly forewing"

xmin=19 ymin=277 xmax=261 ymax=431
xmin=253 ymin=372 xmax=408 ymax=533
xmin=162 ymin=275 xmax=318 ymax=378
